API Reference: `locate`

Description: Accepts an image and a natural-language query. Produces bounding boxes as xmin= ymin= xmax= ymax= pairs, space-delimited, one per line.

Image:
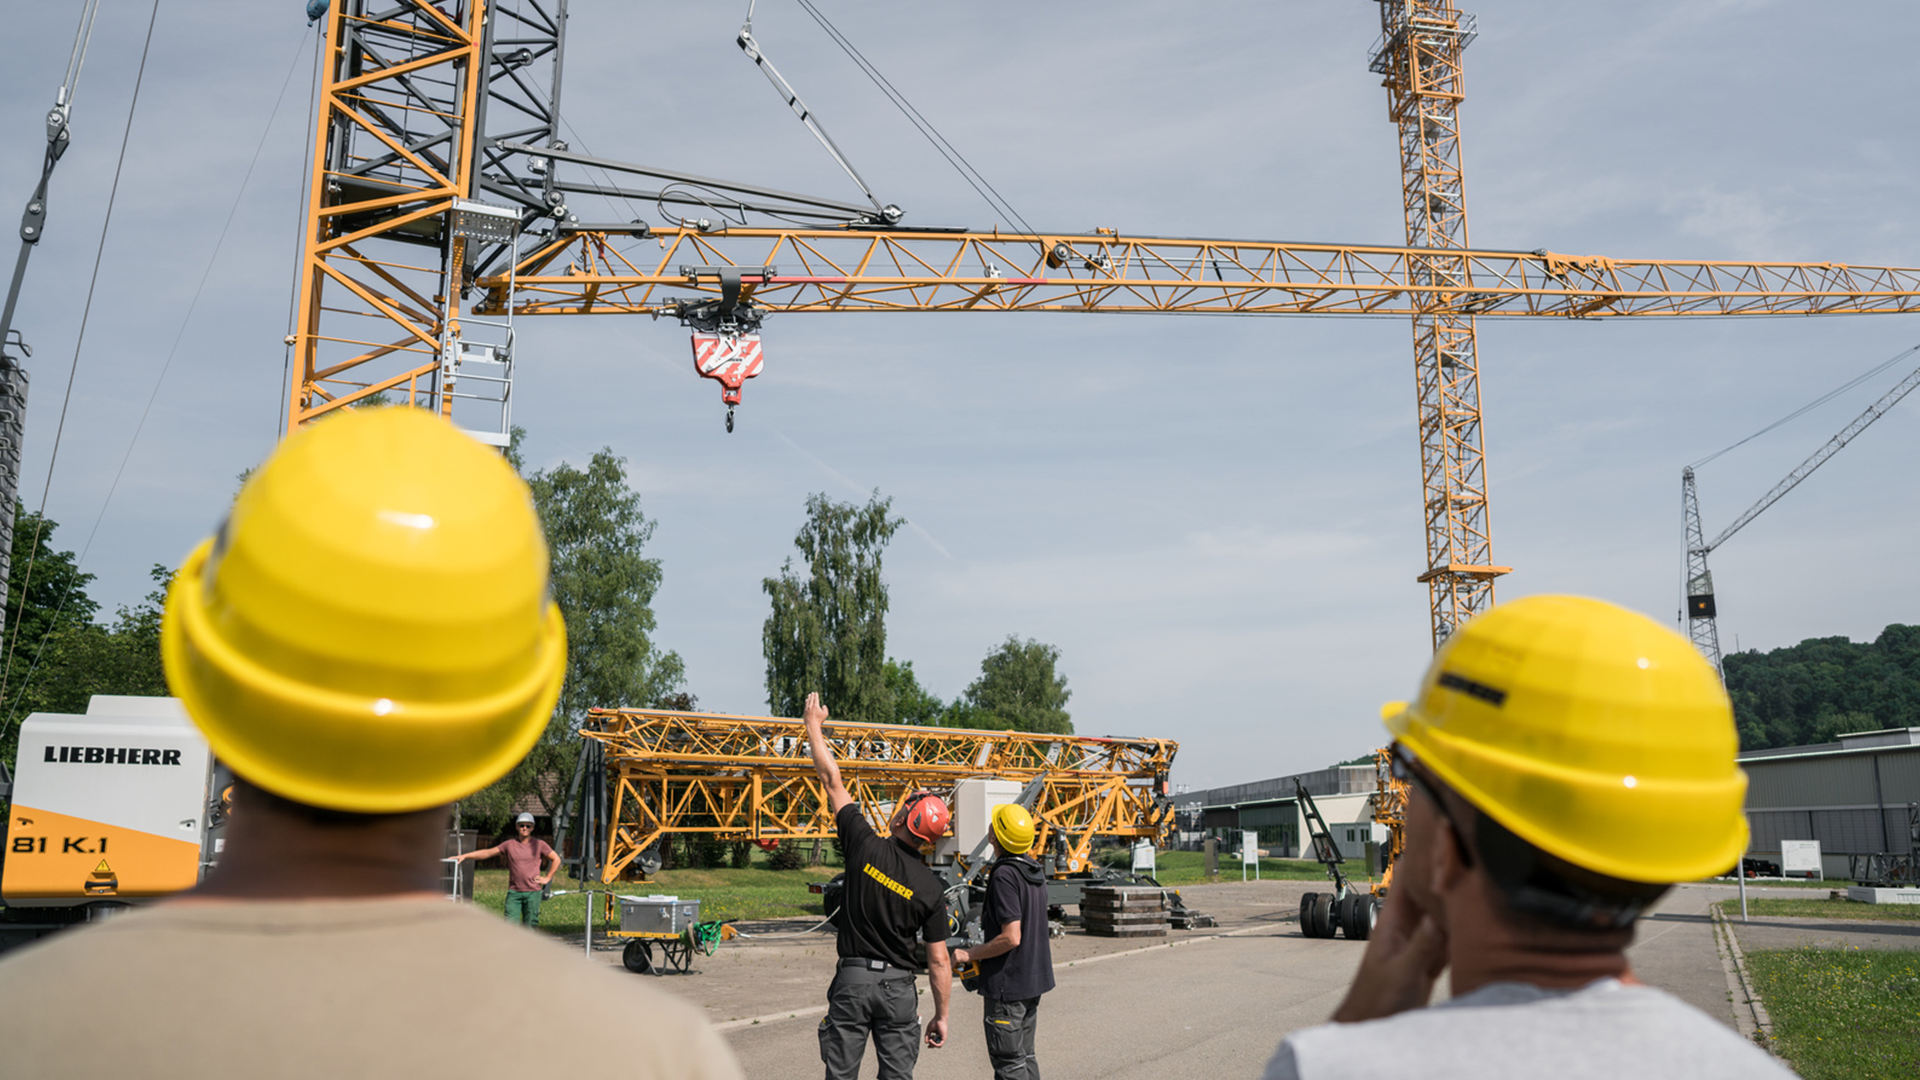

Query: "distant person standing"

xmin=953 ymin=805 xmax=1054 ymax=1080
xmin=453 ymin=812 xmax=559 ymax=926
xmin=804 ymin=691 xmax=954 ymax=1080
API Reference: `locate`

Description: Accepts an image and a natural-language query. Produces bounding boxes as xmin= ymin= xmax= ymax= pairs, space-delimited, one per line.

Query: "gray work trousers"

xmin=818 ymin=967 xmax=921 ymax=1080
xmin=983 ymin=995 xmax=1041 ymax=1080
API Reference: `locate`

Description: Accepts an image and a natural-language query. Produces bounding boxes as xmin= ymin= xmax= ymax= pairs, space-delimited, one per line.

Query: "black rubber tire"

xmin=1306 ymin=892 xmax=1333 ymax=939
xmin=1340 ymin=894 xmax=1374 ymax=941
xmin=622 ymin=939 xmax=654 ymax=974
xmin=1353 ymin=896 xmax=1379 ymax=940
xmin=1299 ymin=892 xmax=1321 ymax=938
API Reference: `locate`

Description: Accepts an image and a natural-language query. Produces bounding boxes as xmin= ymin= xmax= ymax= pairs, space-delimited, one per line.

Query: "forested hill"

xmin=1723 ymin=624 xmax=1920 ymax=750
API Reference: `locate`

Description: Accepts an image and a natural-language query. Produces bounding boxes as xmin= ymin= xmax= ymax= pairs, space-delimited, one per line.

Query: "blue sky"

xmin=2 ymin=1 xmax=1916 ymax=789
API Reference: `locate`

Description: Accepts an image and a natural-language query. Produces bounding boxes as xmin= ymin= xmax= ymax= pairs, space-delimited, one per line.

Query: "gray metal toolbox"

xmin=617 ymin=894 xmax=702 ymax=935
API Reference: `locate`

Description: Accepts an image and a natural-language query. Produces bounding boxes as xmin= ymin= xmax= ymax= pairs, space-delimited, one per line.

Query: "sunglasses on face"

xmin=1389 ymin=742 xmax=1475 ymax=869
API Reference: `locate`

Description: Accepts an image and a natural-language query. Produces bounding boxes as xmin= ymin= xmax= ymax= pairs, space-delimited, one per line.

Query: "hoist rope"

xmin=1689 ymin=341 xmax=1920 ymax=469
xmin=280 ymin=27 xmax=323 ymax=442
xmin=1 ymin=0 xmax=164 ymax=709
xmin=792 ymin=0 xmax=1036 ymax=236
xmin=4 ymin=22 xmax=311 ymax=720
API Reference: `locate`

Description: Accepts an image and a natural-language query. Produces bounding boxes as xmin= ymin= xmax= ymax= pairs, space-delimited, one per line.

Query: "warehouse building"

xmin=1740 ymin=727 xmax=1920 ymax=880
xmin=1186 ymin=763 xmax=1386 ymax=861
xmin=1189 ymin=727 xmax=1919 ymax=883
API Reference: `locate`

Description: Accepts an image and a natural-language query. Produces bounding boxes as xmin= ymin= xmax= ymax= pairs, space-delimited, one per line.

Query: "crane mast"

xmin=1369 ymin=1 xmax=1499 ymax=647
xmin=580 ymin=707 xmax=1176 ymax=883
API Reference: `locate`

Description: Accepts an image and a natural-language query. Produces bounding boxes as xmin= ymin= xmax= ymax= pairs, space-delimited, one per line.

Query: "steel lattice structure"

xmin=1371 ymin=1 xmax=1499 ymax=645
xmin=290 ymin=1 xmax=1920 ymax=657
xmin=582 ymin=707 xmax=1177 ymax=883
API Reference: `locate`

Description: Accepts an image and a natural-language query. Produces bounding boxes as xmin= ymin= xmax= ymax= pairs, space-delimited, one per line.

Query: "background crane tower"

xmin=1683 ymin=354 xmax=1920 ymax=674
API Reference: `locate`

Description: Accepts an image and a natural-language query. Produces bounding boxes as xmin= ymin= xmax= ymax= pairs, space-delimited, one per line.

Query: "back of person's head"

xmin=1383 ymin=594 xmax=1747 ymax=933
xmin=990 ymin=804 xmax=1037 ymax=855
xmin=161 ymin=407 xmax=567 ymax=815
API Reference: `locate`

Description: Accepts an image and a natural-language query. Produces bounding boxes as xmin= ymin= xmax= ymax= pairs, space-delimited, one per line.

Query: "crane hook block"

xmin=692 ymin=330 xmax=763 ymax=432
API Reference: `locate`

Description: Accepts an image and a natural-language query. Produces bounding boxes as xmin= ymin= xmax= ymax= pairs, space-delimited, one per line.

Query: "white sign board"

xmin=1242 ymin=831 xmax=1259 ymax=865
xmin=1131 ymin=841 xmax=1156 ymax=875
xmin=1781 ymin=840 xmax=1823 ymax=878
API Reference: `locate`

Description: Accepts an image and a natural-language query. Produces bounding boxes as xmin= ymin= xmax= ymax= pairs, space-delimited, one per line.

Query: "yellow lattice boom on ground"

xmin=581 ymin=707 xmax=1178 ymax=882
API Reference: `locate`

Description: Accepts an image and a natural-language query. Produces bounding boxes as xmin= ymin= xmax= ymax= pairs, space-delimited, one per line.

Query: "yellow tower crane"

xmin=288 ymin=0 xmax=1920 ymax=647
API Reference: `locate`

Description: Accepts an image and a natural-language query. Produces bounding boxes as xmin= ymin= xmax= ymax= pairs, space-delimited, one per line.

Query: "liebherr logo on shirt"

xmin=863 ymin=863 xmax=914 ymax=900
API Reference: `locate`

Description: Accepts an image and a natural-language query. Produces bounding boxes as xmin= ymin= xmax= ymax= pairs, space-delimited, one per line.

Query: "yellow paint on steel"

xmin=581 ymin=707 xmax=1177 ymax=884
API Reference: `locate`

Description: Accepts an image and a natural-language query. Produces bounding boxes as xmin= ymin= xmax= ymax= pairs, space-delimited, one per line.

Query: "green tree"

xmin=1723 ymin=624 xmax=1920 ymax=750
xmin=461 ymin=437 xmax=687 ymax=831
xmin=1 ymin=545 xmax=171 ymax=769
xmin=762 ymin=492 xmax=904 ymax=722
xmin=885 ymin=658 xmax=946 ymax=725
xmin=960 ymin=635 xmax=1073 ymax=734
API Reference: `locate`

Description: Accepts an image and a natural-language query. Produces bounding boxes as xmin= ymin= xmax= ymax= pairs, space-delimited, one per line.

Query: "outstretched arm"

xmin=450 ymin=844 xmax=503 ymax=863
xmin=804 ymin=692 xmax=854 ymax=815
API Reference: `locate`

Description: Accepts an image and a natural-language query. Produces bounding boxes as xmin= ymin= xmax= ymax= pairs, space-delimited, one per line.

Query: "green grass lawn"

xmin=1105 ymin=849 xmax=1342 ymax=886
xmin=1744 ymin=947 xmax=1920 ymax=1079
xmin=1716 ymin=898 xmax=1920 ymax=922
xmin=469 ymin=845 xmax=1347 ymax=936
xmin=471 ymin=861 xmax=836 ymax=935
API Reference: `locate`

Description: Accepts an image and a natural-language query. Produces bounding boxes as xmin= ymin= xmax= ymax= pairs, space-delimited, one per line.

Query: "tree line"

xmin=1723 ymin=624 xmax=1920 ymax=750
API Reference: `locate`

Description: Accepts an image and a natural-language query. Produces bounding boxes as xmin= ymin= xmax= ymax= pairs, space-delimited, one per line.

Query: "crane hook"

xmin=726 ymin=405 xmax=736 ymax=434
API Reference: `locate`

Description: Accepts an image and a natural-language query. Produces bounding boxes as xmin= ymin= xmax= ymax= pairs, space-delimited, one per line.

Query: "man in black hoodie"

xmin=953 ymin=804 xmax=1053 ymax=1080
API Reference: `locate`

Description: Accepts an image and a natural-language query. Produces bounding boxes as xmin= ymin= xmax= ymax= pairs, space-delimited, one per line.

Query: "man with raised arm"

xmin=804 ymin=691 xmax=954 ymax=1080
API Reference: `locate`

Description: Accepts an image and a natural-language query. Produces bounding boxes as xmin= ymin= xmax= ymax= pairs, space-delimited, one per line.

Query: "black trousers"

xmin=983 ymin=995 xmax=1041 ymax=1080
xmin=818 ymin=968 xmax=920 ymax=1080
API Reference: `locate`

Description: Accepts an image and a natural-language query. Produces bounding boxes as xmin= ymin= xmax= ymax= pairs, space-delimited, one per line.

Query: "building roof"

xmin=1739 ymin=727 xmax=1920 ymax=763
xmin=1187 ymin=764 xmax=1379 ymax=809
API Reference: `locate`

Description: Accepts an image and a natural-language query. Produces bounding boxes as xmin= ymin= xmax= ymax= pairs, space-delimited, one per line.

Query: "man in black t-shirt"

xmin=804 ymin=692 xmax=953 ymax=1080
xmin=952 ymin=803 xmax=1054 ymax=1080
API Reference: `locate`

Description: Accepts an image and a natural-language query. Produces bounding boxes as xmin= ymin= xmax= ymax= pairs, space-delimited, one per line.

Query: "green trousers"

xmin=504 ymin=890 xmax=544 ymax=927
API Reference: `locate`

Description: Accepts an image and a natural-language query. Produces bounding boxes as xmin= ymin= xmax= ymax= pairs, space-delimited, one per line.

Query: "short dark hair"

xmin=1473 ymin=811 xmax=1669 ymax=932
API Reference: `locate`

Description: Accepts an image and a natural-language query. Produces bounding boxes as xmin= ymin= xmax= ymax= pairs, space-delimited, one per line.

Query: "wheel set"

xmin=1298 ymin=891 xmax=1378 ymax=940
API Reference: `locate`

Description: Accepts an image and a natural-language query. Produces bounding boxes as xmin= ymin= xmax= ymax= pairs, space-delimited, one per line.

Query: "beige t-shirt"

xmin=0 ymin=896 xmax=744 ymax=1080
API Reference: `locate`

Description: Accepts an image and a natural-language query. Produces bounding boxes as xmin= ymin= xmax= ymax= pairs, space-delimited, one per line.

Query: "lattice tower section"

xmin=290 ymin=1 xmax=569 ymax=442
xmin=581 ymin=707 xmax=1178 ymax=882
xmin=1681 ymin=467 xmax=1726 ymax=676
xmin=1371 ymin=1 xmax=1507 ymax=647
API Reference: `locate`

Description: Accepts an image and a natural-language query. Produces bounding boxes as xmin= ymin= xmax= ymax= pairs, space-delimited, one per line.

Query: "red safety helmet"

xmin=898 ymin=790 xmax=951 ymax=845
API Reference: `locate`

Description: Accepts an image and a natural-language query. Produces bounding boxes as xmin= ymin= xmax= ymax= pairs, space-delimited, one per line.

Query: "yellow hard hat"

xmin=991 ymin=804 xmax=1037 ymax=854
xmin=161 ymin=408 xmax=567 ymax=814
xmin=1383 ymin=594 xmax=1747 ymax=884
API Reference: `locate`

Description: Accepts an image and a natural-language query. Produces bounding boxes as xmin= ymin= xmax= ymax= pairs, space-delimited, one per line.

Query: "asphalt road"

xmin=578 ymin=879 xmax=1866 ymax=1078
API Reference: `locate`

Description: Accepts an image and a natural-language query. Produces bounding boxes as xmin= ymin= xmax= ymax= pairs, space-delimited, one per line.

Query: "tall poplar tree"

xmin=763 ymin=491 xmax=903 ymax=722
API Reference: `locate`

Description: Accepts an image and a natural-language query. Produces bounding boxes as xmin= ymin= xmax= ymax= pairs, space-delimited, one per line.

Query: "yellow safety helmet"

xmin=1382 ymin=594 xmax=1747 ymax=884
xmin=161 ymin=407 xmax=567 ymax=814
xmin=991 ymin=804 xmax=1037 ymax=855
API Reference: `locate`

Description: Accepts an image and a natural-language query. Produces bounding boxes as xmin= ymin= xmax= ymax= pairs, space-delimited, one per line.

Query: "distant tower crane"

xmin=288 ymin=1 xmax=1920 ymax=653
xmin=1683 ymin=355 xmax=1920 ymax=674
